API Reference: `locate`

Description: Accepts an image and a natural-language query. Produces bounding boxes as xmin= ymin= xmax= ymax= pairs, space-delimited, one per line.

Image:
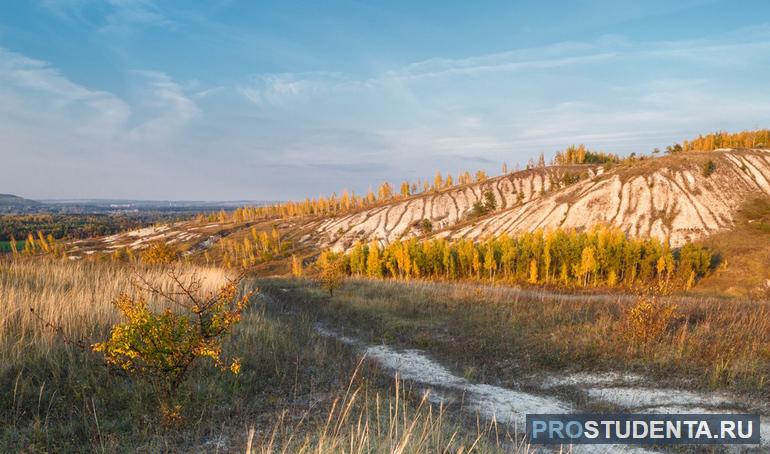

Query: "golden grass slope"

xmin=0 ymin=259 xmax=228 ymax=362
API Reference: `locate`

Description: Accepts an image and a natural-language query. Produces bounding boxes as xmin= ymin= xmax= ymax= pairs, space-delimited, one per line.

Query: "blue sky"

xmin=2 ymin=1 xmax=770 ymax=200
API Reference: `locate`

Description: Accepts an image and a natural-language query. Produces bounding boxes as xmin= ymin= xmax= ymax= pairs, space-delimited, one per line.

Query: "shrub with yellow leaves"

xmin=140 ymin=241 xmax=178 ymax=265
xmin=625 ymin=296 xmax=679 ymax=348
xmin=92 ymin=270 xmax=252 ymax=422
xmin=318 ymin=251 xmax=345 ymax=296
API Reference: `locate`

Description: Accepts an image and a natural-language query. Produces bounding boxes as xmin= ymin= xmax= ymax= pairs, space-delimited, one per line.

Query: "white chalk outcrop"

xmin=315 ymin=149 xmax=770 ymax=250
xmin=314 ymin=165 xmax=601 ymax=251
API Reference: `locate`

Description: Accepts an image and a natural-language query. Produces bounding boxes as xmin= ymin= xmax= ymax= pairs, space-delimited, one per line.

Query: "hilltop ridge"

xmin=307 ymin=148 xmax=770 ymax=250
xmin=441 ymin=148 xmax=770 ymax=247
xmin=0 ymin=194 xmax=39 ymax=207
xmin=313 ymin=164 xmax=603 ymax=251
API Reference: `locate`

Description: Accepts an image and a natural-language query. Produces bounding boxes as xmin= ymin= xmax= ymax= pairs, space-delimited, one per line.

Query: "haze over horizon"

xmin=3 ymin=0 xmax=770 ymax=201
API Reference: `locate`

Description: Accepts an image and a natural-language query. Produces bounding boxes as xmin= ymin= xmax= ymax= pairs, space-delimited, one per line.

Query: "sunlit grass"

xmin=270 ymin=277 xmax=770 ymax=396
xmin=0 ymin=258 xmax=505 ymax=452
xmin=0 ymin=257 xmax=228 ymax=363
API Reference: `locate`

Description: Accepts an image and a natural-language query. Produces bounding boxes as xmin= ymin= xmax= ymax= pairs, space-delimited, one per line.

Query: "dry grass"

xmin=251 ymin=366 xmax=513 ymax=454
xmin=695 ymin=197 xmax=770 ymax=299
xmin=0 ymin=257 xmax=229 ymax=363
xmin=0 ymin=258 xmax=503 ymax=452
xmin=266 ymin=277 xmax=770 ymax=397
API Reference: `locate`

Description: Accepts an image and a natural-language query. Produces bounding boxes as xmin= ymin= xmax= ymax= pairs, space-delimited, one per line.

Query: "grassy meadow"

xmin=0 ymin=258 xmax=506 ymax=452
xmin=262 ymin=277 xmax=770 ymax=399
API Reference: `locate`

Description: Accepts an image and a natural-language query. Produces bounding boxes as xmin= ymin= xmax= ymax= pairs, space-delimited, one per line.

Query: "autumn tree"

xmin=319 ymin=252 xmax=345 ymax=296
xmin=366 ymin=242 xmax=383 ymax=278
xmin=334 ymin=226 xmax=713 ymax=290
xmin=400 ymin=181 xmax=411 ymax=198
xmin=674 ymin=129 xmax=770 ymax=152
xmin=552 ymin=144 xmax=621 ymax=165
xmin=377 ymin=182 xmax=393 ymax=201
xmin=434 ymin=171 xmax=443 ymax=192
xmin=141 ymin=242 xmax=177 ymax=265
xmin=291 ymin=254 xmax=303 ymax=277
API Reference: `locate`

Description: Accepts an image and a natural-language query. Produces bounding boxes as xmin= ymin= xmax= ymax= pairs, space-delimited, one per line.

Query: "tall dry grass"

xmin=250 ymin=367 xmax=515 ymax=454
xmin=0 ymin=257 xmax=229 ymax=364
xmin=2 ymin=258 xmax=506 ymax=452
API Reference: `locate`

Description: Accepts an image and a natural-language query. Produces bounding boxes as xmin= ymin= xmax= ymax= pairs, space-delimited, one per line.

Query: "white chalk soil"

xmin=315 ymin=324 xmax=768 ymax=453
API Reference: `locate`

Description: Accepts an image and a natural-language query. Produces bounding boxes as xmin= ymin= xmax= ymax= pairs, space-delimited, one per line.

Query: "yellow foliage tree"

xmin=291 ymin=254 xmax=303 ymax=277
xmin=528 ymin=259 xmax=538 ymax=284
xmin=92 ymin=273 xmax=251 ymax=419
xmin=319 ymin=252 xmax=345 ymax=296
xmin=141 ymin=242 xmax=177 ymax=265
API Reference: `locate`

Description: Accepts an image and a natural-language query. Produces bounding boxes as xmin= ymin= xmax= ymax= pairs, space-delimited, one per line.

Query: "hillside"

xmin=62 ymin=147 xmax=770 ymax=296
xmin=440 ymin=148 xmax=770 ymax=247
xmin=313 ymin=164 xmax=603 ymax=251
xmin=303 ymin=149 xmax=770 ymax=252
xmin=0 ymin=194 xmax=40 ymax=208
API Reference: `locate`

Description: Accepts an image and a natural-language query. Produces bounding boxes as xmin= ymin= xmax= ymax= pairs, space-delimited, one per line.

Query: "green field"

xmin=0 ymin=240 xmax=25 ymax=253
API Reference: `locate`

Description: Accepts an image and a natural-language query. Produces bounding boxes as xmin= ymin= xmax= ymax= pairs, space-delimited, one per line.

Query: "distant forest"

xmin=0 ymin=214 xmax=177 ymax=241
xmin=667 ymin=129 xmax=770 ymax=153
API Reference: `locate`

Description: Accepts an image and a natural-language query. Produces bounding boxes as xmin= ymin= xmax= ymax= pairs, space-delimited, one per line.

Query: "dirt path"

xmin=260 ymin=281 xmax=769 ymax=452
xmin=312 ymin=321 xmax=769 ymax=453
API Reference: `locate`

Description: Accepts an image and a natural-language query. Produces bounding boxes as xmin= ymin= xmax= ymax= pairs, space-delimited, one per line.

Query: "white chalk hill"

xmin=314 ymin=149 xmax=770 ymax=251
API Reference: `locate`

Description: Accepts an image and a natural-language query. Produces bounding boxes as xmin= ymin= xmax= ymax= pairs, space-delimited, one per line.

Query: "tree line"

xmin=666 ymin=129 xmax=770 ymax=153
xmin=0 ymin=214 xmax=161 ymax=242
xmin=551 ymin=144 xmax=622 ymax=165
xmin=321 ymin=226 xmax=714 ymax=289
xmin=199 ymin=169 xmax=495 ymax=224
xmin=216 ymin=227 xmax=286 ymax=268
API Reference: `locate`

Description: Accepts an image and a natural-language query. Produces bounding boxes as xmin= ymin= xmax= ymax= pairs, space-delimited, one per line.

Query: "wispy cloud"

xmin=381 ymin=45 xmax=617 ymax=81
xmin=238 ymin=27 xmax=770 ymax=109
xmin=238 ymin=72 xmax=350 ymax=107
xmin=237 ymin=46 xmax=618 ymax=108
xmin=0 ymin=47 xmax=199 ymax=148
xmin=0 ymin=46 xmax=130 ymax=137
xmin=39 ymin=0 xmax=175 ymax=32
xmin=128 ymin=70 xmax=200 ymax=141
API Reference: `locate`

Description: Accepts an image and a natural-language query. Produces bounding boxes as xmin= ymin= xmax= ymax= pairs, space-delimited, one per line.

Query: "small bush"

xmin=141 ymin=242 xmax=178 ymax=264
xmin=625 ymin=297 xmax=679 ymax=347
xmin=470 ymin=191 xmax=497 ymax=218
xmin=92 ymin=271 xmax=252 ymax=421
xmin=318 ymin=252 xmax=345 ymax=296
xmin=483 ymin=190 xmax=497 ymax=211
xmin=702 ymin=160 xmax=716 ymax=177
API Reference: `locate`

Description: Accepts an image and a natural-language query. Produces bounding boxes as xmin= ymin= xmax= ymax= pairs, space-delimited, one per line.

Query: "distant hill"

xmin=442 ymin=148 xmax=770 ymax=248
xmin=63 ymin=147 xmax=770 ymax=296
xmin=0 ymin=194 xmax=40 ymax=208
